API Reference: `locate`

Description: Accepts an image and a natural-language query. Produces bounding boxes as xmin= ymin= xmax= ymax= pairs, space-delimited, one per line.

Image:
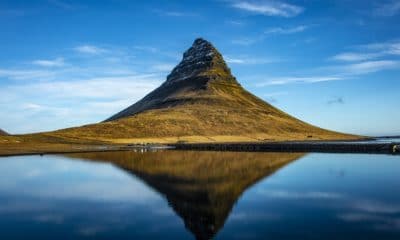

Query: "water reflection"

xmin=2 ymin=151 xmax=399 ymax=239
xmin=66 ymin=151 xmax=305 ymax=239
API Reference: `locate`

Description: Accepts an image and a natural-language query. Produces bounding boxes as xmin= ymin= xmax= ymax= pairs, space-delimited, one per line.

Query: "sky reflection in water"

xmin=0 ymin=151 xmax=399 ymax=240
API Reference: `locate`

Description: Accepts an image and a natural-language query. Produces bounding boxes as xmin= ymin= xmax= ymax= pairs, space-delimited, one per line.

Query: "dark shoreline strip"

xmin=171 ymin=142 xmax=400 ymax=154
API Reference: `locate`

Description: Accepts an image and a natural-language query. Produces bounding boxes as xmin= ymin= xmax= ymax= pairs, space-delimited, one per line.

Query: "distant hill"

xmin=41 ymin=38 xmax=358 ymax=143
xmin=0 ymin=129 xmax=8 ymax=136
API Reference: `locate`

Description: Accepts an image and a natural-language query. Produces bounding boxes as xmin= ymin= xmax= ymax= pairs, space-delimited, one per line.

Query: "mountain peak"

xmin=166 ymin=38 xmax=237 ymax=85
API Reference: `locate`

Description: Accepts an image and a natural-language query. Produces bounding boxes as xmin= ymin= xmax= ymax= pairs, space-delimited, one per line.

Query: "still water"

xmin=0 ymin=150 xmax=399 ymax=239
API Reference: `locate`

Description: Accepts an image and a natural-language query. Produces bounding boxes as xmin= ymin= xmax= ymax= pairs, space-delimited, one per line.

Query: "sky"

xmin=0 ymin=0 xmax=399 ymax=136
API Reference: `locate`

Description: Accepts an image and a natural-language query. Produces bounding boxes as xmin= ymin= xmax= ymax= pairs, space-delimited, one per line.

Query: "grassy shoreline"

xmin=1 ymin=135 xmax=397 ymax=157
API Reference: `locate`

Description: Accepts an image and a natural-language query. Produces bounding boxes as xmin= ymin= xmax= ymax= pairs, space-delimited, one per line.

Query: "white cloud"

xmin=225 ymin=56 xmax=275 ymax=64
xmin=374 ymin=0 xmax=400 ymax=17
xmin=74 ymin=45 xmax=106 ymax=54
xmin=0 ymin=68 xmax=55 ymax=80
xmin=332 ymin=40 xmax=400 ymax=62
xmin=151 ymin=63 xmax=175 ymax=72
xmin=231 ymin=24 xmax=310 ymax=47
xmin=341 ymin=60 xmax=399 ymax=75
xmin=256 ymin=76 xmax=343 ymax=86
xmin=153 ymin=9 xmax=198 ymax=17
xmin=331 ymin=52 xmax=382 ymax=62
xmin=32 ymin=57 xmax=65 ymax=67
xmin=232 ymin=0 xmax=304 ymax=18
xmin=265 ymin=25 xmax=309 ymax=34
xmin=226 ymin=57 xmax=246 ymax=64
xmin=363 ymin=41 xmax=400 ymax=55
xmin=15 ymin=74 xmax=161 ymax=99
xmin=21 ymin=103 xmax=44 ymax=110
xmin=0 ymin=74 xmax=162 ymax=133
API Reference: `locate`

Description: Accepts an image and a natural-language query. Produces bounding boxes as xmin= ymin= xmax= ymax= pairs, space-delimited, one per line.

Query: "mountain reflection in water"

xmin=66 ymin=150 xmax=305 ymax=240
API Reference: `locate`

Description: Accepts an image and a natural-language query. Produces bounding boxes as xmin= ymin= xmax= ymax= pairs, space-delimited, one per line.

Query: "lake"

xmin=0 ymin=150 xmax=399 ymax=239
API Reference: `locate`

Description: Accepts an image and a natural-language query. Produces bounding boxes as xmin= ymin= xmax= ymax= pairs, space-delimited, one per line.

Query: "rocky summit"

xmin=165 ymin=38 xmax=237 ymax=85
xmin=47 ymin=38 xmax=357 ymax=143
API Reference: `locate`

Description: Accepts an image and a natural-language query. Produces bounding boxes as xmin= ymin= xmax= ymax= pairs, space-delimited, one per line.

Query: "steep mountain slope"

xmin=44 ymin=38 xmax=357 ymax=143
xmin=0 ymin=129 xmax=8 ymax=136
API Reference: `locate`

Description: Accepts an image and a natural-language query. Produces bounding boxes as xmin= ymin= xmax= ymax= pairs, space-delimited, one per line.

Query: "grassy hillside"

xmin=36 ymin=80 xmax=358 ymax=144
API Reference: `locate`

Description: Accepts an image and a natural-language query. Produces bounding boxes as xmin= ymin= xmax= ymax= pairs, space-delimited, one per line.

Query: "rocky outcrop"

xmin=165 ymin=38 xmax=237 ymax=85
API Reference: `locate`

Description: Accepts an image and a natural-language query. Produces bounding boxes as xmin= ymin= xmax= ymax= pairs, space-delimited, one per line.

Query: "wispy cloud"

xmin=74 ymin=45 xmax=106 ymax=55
xmin=331 ymin=40 xmax=400 ymax=62
xmin=225 ymin=56 xmax=276 ymax=64
xmin=32 ymin=57 xmax=65 ymax=67
xmin=151 ymin=63 xmax=175 ymax=72
xmin=153 ymin=9 xmax=198 ymax=17
xmin=0 ymin=68 xmax=55 ymax=80
xmin=231 ymin=0 xmax=304 ymax=18
xmin=0 ymin=74 xmax=162 ymax=133
xmin=265 ymin=25 xmax=309 ymax=34
xmin=254 ymin=39 xmax=400 ymax=87
xmin=362 ymin=40 xmax=400 ymax=55
xmin=14 ymin=75 xmax=161 ymax=99
xmin=340 ymin=60 xmax=399 ymax=75
xmin=331 ymin=52 xmax=382 ymax=62
xmin=374 ymin=0 xmax=400 ymax=17
xmin=22 ymin=103 xmax=45 ymax=111
xmin=255 ymin=59 xmax=399 ymax=86
xmin=232 ymin=24 xmax=310 ymax=46
xmin=256 ymin=76 xmax=344 ymax=86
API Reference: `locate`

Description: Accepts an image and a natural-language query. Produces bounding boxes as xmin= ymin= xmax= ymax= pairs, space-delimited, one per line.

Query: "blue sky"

xmin=0 ymin=0 xmax=399 ymax=136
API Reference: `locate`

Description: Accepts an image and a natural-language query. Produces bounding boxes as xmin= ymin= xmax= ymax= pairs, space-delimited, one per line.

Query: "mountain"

xmin=0 ymin=129 xmax=8 ymax=136
xmin=46 ymin=38 xmax=357 ymax=143
xmin=66 ymin=150 xmax=305 ymax=240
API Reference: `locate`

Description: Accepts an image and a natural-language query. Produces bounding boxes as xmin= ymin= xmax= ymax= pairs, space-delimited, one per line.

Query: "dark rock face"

xmin=165 ymin=38 xmax=237 ymax=85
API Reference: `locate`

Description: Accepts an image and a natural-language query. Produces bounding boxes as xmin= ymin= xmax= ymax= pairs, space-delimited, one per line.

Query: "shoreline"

xmin=171 ymin=141 xmax=400 ymax=155
xmin=0 ymin=140 xmax=399 ymax=157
